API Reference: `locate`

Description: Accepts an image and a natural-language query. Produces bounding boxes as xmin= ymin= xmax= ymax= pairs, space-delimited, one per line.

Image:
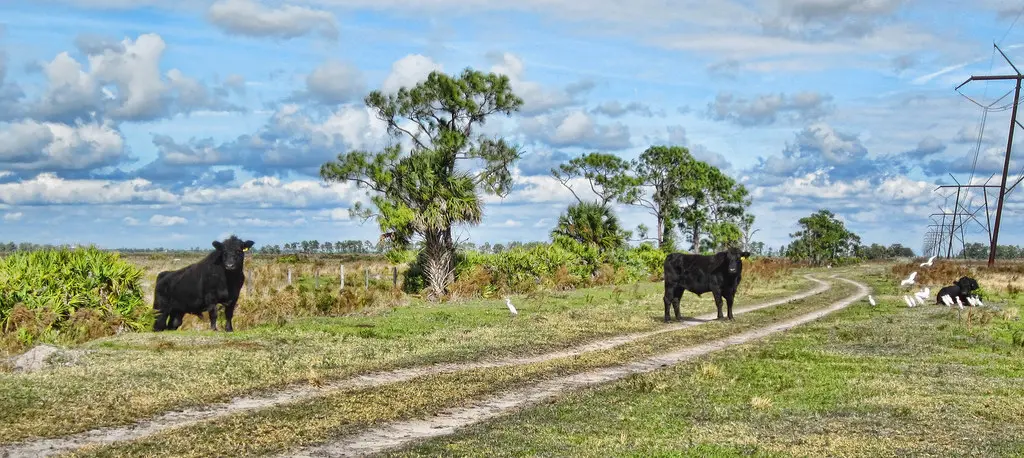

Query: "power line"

xmin=999 ymin=2 xmax=1024 ymax=46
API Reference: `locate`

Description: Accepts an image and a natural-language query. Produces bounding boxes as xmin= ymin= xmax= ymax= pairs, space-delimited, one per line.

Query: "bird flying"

xmin=919 ymin=255 xmax=937 ymax=267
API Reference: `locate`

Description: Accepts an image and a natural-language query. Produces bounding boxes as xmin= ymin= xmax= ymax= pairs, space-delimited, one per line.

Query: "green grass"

xmin=0 ymin=275 xmax=810 ymax=444
xmin=391 ymin=266 xmax=1024 ymax=458
xmin=68 ymin=277 xmax=856 ymax=457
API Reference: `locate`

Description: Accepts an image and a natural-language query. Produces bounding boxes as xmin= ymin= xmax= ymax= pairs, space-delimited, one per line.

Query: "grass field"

xmin=0 ymin=272 xmax=811 ymax=444
xmin=389 ymin=265 xmax=1024 ymax=457
xmin=66 ymin=276 xmax=854 ymax=457
xmin=3 ymin=260 xmax=1023 ymax=457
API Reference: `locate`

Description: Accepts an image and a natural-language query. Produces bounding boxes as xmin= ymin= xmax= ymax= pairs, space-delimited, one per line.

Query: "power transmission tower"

xmin=955 ymin=43 xmax=1023 ymax=267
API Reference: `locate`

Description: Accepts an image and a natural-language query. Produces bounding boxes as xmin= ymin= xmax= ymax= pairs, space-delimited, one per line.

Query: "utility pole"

xmin=955 ymin=43 xmax=1021 ymax=267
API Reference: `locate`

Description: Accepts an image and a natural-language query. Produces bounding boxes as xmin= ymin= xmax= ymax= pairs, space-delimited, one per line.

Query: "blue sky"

xmin=1 ymin=0 xmax=1024 ymax=252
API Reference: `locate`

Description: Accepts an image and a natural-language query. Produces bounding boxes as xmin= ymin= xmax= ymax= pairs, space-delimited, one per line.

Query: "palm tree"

xmin=550 ymin=201 xmax=627 ymax=253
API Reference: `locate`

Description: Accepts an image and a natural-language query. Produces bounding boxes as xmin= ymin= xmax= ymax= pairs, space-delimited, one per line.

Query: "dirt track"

xmin=284 ymin=276 xmax=867 ymax=458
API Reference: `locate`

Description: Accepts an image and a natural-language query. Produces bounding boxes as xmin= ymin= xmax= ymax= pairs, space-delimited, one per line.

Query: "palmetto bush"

xmin=0 ymin=247 xmax=151 ymax=352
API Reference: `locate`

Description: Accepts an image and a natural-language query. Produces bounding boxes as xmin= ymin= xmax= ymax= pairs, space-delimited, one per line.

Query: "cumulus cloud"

xmin=748 ymin=122 xmax=895 ymax=185
xmin=0 ymin=120 xmax=129 ymax=174
xmin=381 ymin=54 xmax=443 ymax=94
xmin=3 ymin=211 xmax=23 ymax=221
xmin=907 ymin=135 xmax=945 ymax=156
xmin=520 ymin=109 xmax=631 ymax=150
xmin=922 ymin=145 xmax=1022 ymax=178
xmin=516 ymin=149 xmax=571 ymax=176
xmin=301 ymin=59 xmax=366 ymax=104
xmin=32 ymin=33 xmax=241 ymax=123
xmin=0 ymin=173 xmax=176 ymax=206
xmin=134 ymin=103 xmax=392 ymax=180
xmin=660 ymin=125 xmax=732 ymax=170
xmin=487 ymin=52 xmax=593 ymax=116
xmin=706 ymin=91 xmax=834 ymax=127
xmin=207 ymin=0 xmax=339 ymax=40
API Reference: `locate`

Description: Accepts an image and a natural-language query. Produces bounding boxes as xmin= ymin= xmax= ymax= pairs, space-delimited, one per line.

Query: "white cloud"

xmin=31 ymin=33 xmax=234 ymax=122
xmin=149 ymin=214 xmax=188 ymax=226
xmin=3 ymin=212 xmax=23 ymax=222
xmin=0 ymin=120 xmax=127 ymax=173
xmin=381 ymin=54 xmax=443 ymax=94
xmin=304 ymin=59 xmax=366 ymax=104
xmin=487 ymin=52 xmax=587 ymax=115
xmin=0 ymin=174 xmax=176 ymax=206
xmin=180 ymin=176 xmax=358 ymax=209
xmin=520 ymin=109 xmax=632 ymax=150
xmin=207 ymin=0 xmax=339 ymax=40
xmin=123 ymin=216 xmax=140 ymax=226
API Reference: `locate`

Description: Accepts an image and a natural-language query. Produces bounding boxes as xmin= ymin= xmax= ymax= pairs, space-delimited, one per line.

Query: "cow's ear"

xmin=212 ymin=241 xmax=224 ymax=251
xmin=243 ymin=240 xmax=255 ymax=251
xmin=741 ymin=251 xmax=751 ymax=259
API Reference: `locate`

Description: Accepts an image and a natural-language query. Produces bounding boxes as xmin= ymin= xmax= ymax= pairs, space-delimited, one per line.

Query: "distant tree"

xmin=320 ymin=68 xmax=524 ymax=299
xmin=551 ymin=152 xmax=638 ymax=208
xmin=787 ymin=209 xmax=862 ymax=266
xmin=676 ymin=160 xmax=751 ymax=253
xmin=629 ymin=145 xmax=691 ymax=250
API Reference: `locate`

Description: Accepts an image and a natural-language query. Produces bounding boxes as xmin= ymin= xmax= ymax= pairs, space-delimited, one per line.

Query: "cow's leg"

xmin=713 ymin=290 xmax=724 ymax=320
xmin=224 ymin=301 xmax=236 ymax=332
xmin=672 ymin=287 xmax=683 ymax=321
xmin=168 ymin=312 xmax=184 ymax=330
xmin=208 ymin=305 xmax=219 ymax=331
xmin=725 ymin=290 xmax=735 ymax=320
xmin=663 ymin=289 xmax=672 ymax=323
xmin=153 ymin=310 xmax=169 ymax=332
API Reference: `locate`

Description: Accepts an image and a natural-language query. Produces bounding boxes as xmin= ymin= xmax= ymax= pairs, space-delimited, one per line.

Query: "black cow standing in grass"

xmin=153 ymin=235 xmax=255 ymax=332
xmin=663 ymin=247 xmax=751 ymax=323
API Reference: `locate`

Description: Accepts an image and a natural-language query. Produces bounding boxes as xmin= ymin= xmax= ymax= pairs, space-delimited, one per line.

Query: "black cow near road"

xmin=153 ymin=235 xmax=255 ymax=332
xmin=935 ymin=275 xmax=981 ymax=306
xmin=663 ymin=247 xmax=751 ymax=323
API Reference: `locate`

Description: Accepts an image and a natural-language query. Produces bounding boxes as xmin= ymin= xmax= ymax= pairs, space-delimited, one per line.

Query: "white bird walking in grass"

xmin=868 ymin=295 xmax=876 ymax=306
xmin=903 ymin=295 xmax=916 ymax=308
xmin=505 ymin=297 xmax=518 ymax=317
xmin=919 ymin=255 xmax=937 ymax=267
xmin=901 ymin=271 xmax=918 ymax=287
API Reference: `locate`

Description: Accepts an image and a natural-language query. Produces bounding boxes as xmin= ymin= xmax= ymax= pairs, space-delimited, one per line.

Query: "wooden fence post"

xmin=392 ymin=266 xmax=398 ymax=288
xmin=314 ymin=269 xmax=320 ymax=289
xmin=340 ymin=264 xmax=345 ymax=290
xmin=287 ymin=268 xmax=292 ymax=285
xmin=364 ymin=268 xmax=369 ymax=290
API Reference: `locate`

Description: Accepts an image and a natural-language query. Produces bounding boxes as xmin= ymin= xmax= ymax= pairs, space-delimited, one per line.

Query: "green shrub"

xmin=0 ymin=247 xmax=150 ymax=351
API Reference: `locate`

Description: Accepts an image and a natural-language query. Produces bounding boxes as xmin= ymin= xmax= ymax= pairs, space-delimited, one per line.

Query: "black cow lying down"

xmin=935 ymin=275 xmax=981 ymax=306
xmin=153 ymin=235 xmax=255 ymax=332
xmin=664 ymin=247 xmax=751 ymax=322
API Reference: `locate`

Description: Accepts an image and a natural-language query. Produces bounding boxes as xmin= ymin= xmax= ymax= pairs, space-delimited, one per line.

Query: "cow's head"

xmin=713 ymin=247 xmax=752 ymax=275
xmin=956 ymin=276 xmax=979 ymax=294
xmin=212 ymin=236 xmax=255 ymax=271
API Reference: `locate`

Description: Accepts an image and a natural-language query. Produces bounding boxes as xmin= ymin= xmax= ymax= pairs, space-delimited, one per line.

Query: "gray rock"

xmin=12 ymin=344 xmax=60 ymax=373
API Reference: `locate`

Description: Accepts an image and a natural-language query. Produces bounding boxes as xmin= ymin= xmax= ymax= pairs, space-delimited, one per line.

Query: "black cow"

xmin=935 ymin=275 xmax=981 ymax=306
xmin=153 ymin=235 xmax=255 ymax=332
xmin=663 ymin=247 xmax=751 ymax=323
